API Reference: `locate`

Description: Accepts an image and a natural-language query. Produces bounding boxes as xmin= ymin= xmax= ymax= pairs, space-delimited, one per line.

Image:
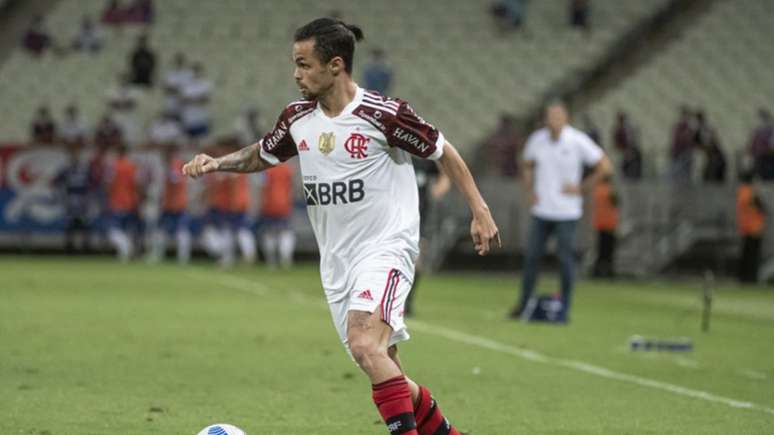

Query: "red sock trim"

xmin=372 ymin=376 xmax=418 ymax=434
xmin=412 ymin=385 xmax=459 ymax=435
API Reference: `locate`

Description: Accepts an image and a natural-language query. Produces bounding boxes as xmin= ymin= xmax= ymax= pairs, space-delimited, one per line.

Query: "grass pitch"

xmin=1 ymin=257 xmax=773 ymax=434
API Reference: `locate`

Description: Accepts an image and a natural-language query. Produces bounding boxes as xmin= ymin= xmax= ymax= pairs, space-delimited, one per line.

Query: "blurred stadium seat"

xmin=0 ymin=0 xmax=669 ymax=149
xmin=588 ymin=0 xmax=774 ymax=173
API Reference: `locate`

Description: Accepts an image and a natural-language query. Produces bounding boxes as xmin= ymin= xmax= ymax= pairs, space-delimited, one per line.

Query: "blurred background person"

xmin=201 ymin=144 xmax=233 ymax=266
xmin=59 ymin=104 xmax=89 ymax=148
xmin=228 ymin=169 xmax=256 ymax=265
xmin=71 ymin=15 xmax=103 ymax=54
xmin=491 ymin=0 xmax=529 ymax=35
xmin=22 ymin=15 xmax=52 ymax=57
xmin=613 ymin=111 xmax=643 ymax=181
xmin=180 ymin=62 xmax=212 ymax=143
xmin=670 ymin=105 xmax=696 ymax=183
xmin=148 ymin=110 xmax=184 ymax=149
xmin=106 ymin=72 xmax=141 ymax=147
xmin=233 ymin=107 xmax=261 ymax=147
xmin=581 ymin=114 xmax=601 ymax=148
xmin=106 ymin=145 xmax=140 ymax=262
xmin=148 ymin=146 xmax=191 ymax=264
xmin=55 ymin=145 xmax=93 ymax=253
xmin=362 ymin=48 xmax=393 ymax=95
xmin=693 ymin=110 xmax=727 ymax=183
xmin=482 ymin=113 xmax=522 ymax=177
xmin=258 ymin=163 xmax=295 ymax=269
xmin=404 ymin=160 xmax=450 ymax=317
xmin=749 ymin=108 xmax=774 ymax=181
xmin=30 ymin=105 xmax=57 ymax=146
xmin=128 ymin=34 xmax=156 ymax=88
xmin=569 ymin=0 xmax=591 ymax=33
xmin=93 ymin=112 xmax=124 ymax=150
xmin=161 ymin=52 xmax=192 ymax=120
xmin=509 ymin=101 xmax=611 ymax=322
xmin=736 ymin=171 xmax=766 ymax=283
xmin=591 ymin=174 xmax=618 ymax=278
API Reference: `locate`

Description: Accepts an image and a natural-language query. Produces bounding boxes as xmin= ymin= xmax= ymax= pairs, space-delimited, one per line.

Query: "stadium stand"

xmin=0 ymin=0 xmax=670 ymax=149
xmin=587 ymin=0 xmax=774 ymax=175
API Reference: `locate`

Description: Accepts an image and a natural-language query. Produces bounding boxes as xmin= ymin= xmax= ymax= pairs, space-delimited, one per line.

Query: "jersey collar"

xmin=315 ymin=85 xmax=364 ymax=120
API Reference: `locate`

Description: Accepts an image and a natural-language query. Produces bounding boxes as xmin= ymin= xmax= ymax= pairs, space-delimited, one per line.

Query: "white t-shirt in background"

xmin=181 ymin=78 xmax=212 ymax=128
xmin=523 ymin=125 xmax=603 ymax=221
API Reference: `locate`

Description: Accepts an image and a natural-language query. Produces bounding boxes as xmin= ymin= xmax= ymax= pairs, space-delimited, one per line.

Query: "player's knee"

xmin=348 ymin=336 xmax=385 ymax=372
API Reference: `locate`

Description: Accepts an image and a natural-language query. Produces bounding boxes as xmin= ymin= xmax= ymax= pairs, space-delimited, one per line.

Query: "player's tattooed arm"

xmin=215 ymin=143 xmax=272 ymax=173
xmin=182 ymin=143 xmax=271 ymax=178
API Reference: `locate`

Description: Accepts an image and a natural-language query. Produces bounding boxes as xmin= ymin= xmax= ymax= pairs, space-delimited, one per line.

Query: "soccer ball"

xmin=197 ymin=423 xmax=246 ymax=435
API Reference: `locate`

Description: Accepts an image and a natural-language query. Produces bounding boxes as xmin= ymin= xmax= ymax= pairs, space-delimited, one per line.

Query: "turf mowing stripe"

xmin=192 ymin=271 xmax=774 ymax=418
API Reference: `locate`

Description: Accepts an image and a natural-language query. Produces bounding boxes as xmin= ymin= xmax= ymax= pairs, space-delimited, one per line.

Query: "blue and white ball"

xmin=197 ymin=423 xmax=246 ymax=435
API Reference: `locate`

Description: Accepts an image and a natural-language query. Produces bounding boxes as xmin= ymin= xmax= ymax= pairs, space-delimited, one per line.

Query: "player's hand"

xmin=470 ymin=207 xmax=501 ymax=256
xmin=529 ymin=192 xmax=539 ymax=206
xmin=562 ymin=183 xmax=582 ymax=196
xmin=182 ymin=153 xmax=220 ymax=178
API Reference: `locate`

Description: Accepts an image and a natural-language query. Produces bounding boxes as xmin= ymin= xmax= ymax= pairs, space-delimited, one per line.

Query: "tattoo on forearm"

xmin=216 ymin=143 xmax=263 ymax=173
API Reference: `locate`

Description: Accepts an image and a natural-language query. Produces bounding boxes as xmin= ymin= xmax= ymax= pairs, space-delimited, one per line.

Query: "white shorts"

xmin=326 ymin=263 xmax=413 ymax=355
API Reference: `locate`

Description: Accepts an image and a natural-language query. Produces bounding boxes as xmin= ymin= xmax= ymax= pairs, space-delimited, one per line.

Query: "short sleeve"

xmin=523 ymin=132 xmax=539 ymax=162
xmin=577 ymin=131 xmax=604 ymax=166
xmin=259 ymin=109 xmax=299 ymax=165
xmin=385 ymin=101 xmax=445 ymax=160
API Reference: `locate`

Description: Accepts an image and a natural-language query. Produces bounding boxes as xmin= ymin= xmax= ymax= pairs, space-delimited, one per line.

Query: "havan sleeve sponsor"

xmin=385 ymin=101 xmax=445 ymax=160
xmin=259 ymin=102 xmax=315 ymax=165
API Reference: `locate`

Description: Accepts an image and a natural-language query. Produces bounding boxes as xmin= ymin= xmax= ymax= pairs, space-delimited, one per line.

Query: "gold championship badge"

xmin=318 ymin=132 xmax=335 ymax=156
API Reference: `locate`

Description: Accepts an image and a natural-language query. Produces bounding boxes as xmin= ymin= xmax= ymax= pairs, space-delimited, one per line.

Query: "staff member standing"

xmin=509 ymin=101 xmax=611 ymax=321
xmin=591 ymin=174 xmax=619 ymax=278
xmin=736 ymin=171 xmax=767 ymax=283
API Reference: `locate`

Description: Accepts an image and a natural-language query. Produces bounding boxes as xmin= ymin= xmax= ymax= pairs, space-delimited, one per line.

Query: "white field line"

xmin=738 ymin=369 xmax=768 ymax=381
xmin=190 ymin=270 xmax=774 ymax=417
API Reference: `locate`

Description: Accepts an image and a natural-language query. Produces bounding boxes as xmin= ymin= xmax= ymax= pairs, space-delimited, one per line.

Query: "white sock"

xmin=237 ymin=228 xmax=256 ymax=264
xmin=278 ymin=230 xmax=295 ymax=268
xmin=261 ymin=232 xmax=278 ymax=268
xmin=202 ymin=226 xmax=222 ymax=258
xmin=148 ymin=229 xmax=166 ymax=263
xmin=108 ymin=228 xmax=132 ymax=262
xmin=176 ymin=229 xmax=191 ymax=264
xmin=220 ymin=227 xmax=235 ymax=267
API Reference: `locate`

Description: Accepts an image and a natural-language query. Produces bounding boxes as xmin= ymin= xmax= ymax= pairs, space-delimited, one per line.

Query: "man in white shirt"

xmin=106 ymin=73 xmax=142 ymax=147
xmin=148 ymin=111 xmax=184 ymax=148
xmin=180 ymin=62 xmax=212 ymax=140
xmin=162 ymin=52 xmax=193 ymax=119
xmin=509 ymin=101 xmax=611 ymax=322
xmin=59 ymin=104 xmax=88 ymax=146
xmin=182 ymin=18 xmax=499 ymax=435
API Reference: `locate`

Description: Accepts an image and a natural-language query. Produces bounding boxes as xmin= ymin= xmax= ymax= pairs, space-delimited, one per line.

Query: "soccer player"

xmin=258 ymin=163 xmax=296 ymax=269
xmin=228 ymin=171 xmax=257 ymax=264
xmin=106 ymin=145 xmax=140 ymax=262
xmin=148 ymin=146 xmax=191 ymax=264
xmin=56 ymin=145 xmax=93 ymax=253
xmin=202 ymin=168 xmax=233 ymax=266
xmin=183 ymin=18 xmax=500 ymax=434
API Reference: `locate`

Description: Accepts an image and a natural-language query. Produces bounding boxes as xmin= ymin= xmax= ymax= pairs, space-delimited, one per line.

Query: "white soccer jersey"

xmin=259 ymin=86 xmax=445 ymax=298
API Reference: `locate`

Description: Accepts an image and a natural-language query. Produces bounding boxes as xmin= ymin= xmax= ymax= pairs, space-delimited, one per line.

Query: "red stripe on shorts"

xmin=380 ymin=269 xmax=399 ymax=323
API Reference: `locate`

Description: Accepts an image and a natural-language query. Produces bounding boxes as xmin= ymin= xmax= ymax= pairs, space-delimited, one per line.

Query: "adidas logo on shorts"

xmin=357 ymin=289 xmax=374 ymax=301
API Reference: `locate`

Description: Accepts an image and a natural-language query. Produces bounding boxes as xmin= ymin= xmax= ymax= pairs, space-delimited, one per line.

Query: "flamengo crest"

xmin=318 ymin=132 xmax=335 ymax=155
xmin=344 ymin=133 xmax=370 ymax=159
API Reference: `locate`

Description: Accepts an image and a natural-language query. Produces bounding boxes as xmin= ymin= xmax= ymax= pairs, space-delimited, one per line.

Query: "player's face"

xmin=293 ymin=40 xmax=335 ymax=100
xmin=546 ymin=105 xmax=568 ymax=133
